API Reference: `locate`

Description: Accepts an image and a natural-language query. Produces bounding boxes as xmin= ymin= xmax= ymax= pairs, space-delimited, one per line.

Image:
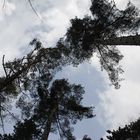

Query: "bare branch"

xmin=28 ymin=0 xmax=43 ymax=22
xmin=0 ymin=105 xmax=20 ymax=121
xmin=0 ymin=103 xmax=5 ymax=134
xmin=2 ymin=55 xmax=8 ymax=77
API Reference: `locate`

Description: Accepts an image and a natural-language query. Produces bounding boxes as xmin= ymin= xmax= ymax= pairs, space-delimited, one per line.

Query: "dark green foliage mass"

xmin=3 ymin=79 xmax=94 ymax=140
xmin=66 ymin=0 xmax=140 ymax=88
xmin=82 ymin=135 xmax=92 ymax=140
xmin=103 ymin=118 xmax=140 ymax=140
xmin=0 ymin=119 xmax=40 ymax=140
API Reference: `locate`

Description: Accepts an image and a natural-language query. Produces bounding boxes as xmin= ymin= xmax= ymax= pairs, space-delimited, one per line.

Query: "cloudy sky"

xmin=0 ymin=0 xmax=140 ymax=139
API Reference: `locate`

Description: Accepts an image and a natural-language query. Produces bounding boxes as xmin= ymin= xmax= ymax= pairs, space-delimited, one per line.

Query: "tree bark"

xmin=41 ymin=107 xmax=57 ymax=140
xmin=97 ymin=35 xmax=140 ymax=46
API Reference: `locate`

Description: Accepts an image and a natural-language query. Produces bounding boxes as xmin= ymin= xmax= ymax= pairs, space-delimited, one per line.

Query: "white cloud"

xmin=97 ymin=46 xmax=140 ymax=131
xmin=0 ymin=0 xmax=91 ymax=75
xmin=114 ymin=0 xmax=128 ymax=9
xmin=0 ymin=1 xmax=15 ymax=20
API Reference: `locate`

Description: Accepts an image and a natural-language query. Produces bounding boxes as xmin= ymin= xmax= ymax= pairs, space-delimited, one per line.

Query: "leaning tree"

xmin=1 ymin=0 xmax=140 ymax=91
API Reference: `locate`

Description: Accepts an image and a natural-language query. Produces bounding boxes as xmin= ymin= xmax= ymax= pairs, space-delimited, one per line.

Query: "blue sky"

xmin=0 ymin=0 xmax=140 ymax=139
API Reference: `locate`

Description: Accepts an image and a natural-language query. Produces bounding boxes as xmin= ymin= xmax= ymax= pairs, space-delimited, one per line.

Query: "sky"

xmin=0 ymin=0 xmax=140 ymax=140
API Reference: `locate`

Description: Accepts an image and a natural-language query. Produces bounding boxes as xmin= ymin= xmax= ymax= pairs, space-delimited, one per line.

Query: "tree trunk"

xmin=0 ymin=34 xmax=140 ymax=92
xmin=98 ymin=35 xmax=140 ymax=46
xmin=41 ymin=107 xmax=57 ymax=140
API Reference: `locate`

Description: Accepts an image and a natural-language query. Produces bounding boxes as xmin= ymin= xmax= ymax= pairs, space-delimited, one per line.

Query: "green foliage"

xmin=12 ymin=79 xmax=94 ymax=140
xmin=103 ymin=118 xmax=140 ymax=140
xmin=82 ymin=135 xmax=92 ymax=140
xmin=66 ymin=0 xmax=140 ymax=88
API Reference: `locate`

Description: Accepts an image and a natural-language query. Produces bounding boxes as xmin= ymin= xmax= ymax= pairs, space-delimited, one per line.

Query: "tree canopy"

xmin=103 ymin=118 xmax=140 ymax=140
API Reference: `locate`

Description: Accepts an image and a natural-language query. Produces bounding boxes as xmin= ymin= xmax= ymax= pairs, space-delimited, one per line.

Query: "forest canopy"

xmin=0 ymin=0 xmax=140 ymax=139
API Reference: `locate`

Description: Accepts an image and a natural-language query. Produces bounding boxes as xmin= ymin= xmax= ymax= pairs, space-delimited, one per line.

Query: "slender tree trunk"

xmin=98 ymin=35 xmax=140 ymax=46
xmin=41 ymin=107 xmax=57 ymax=140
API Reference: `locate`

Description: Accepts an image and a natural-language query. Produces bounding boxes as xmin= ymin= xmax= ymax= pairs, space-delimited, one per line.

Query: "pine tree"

xmin=103 ymin=118 xmax=140 ymax=140
xmin=0 ymin=79 xmax=94 ymax=140
xmin=66 ymin=0 xmax=140 ymax=88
